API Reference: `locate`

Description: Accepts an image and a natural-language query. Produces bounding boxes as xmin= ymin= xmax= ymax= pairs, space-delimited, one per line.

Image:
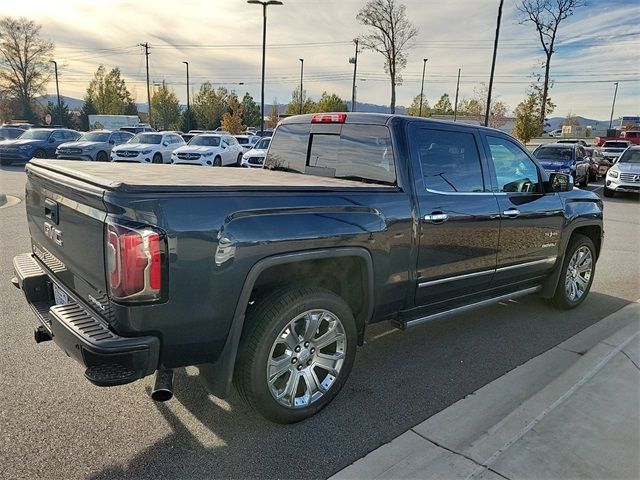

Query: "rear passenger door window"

xmin=415 ymin=129 xmax=485 ymax=192
xmin=486 ymin=136 xmax=540 ymax=193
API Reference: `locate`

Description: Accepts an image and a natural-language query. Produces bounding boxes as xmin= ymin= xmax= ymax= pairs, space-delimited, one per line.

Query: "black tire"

xmin=236 ymin=153 xmax=243 ymax=167
xmin=33 ymin=149 xmax=46 ymax=159
xmin=234 ymin=286 xmax=357 ymax=423
xmin=213 ymin=156 xmax=222 ymax=167
xmin=551 ymin=234 xmax=596 ymax=309
xmin=152 ymin=153 xmax=163 ymax=164
xmin=603 ymin=187 xmax=614 ymax=198
xmin=589 ymin=171 xmax=597 ymax=182
xmin=580 ymin=171 xmax=588 ymax=188
xmin=96 ymin=151 xmax=108 ymax=162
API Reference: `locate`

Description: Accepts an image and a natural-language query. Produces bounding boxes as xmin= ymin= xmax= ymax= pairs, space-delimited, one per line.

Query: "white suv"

xmin=111 ymin=131 xmax=185 ymax=163
xmin=241 ymin=136 xmax=271 ymax=168
xmin=171 ymin=134 xmax=244 ymax=167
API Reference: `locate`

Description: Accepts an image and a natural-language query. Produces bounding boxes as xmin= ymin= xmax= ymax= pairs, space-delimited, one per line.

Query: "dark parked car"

xmin=13 ymin=113 xmax=603 ymax=423
xmin=532 ymin=143 xmax=590 ymax=187
xmin=584 ymin=147 xmax=610 ymax=181
xmin=0 ymin=126 xmax=25 ymax=140
xmin=0 ymin=128 xmax=80 ymax=165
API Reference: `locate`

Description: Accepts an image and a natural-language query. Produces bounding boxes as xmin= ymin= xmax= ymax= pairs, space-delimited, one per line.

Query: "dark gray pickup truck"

xmin=13 ymin=113 xmax=603 ymax=423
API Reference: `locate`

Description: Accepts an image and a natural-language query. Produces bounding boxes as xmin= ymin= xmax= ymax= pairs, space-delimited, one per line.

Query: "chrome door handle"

xmin=425 ymin=213 xmax=448 ymax=224
xmin=502 ymin=208 xmax=520 ymax=218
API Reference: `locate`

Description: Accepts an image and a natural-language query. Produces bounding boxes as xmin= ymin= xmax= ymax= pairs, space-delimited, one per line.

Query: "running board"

xmin=396 ymin=286 xmax=542 ymax=330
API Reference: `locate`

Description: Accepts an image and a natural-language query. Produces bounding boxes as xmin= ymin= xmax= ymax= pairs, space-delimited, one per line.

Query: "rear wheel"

xmin=152 ymin=153 xmax=162 ymax=164
xmin=235 ymin=286 xmax=357 ymax=423
xmin=551 ymin=234 xmax=596 ymax=309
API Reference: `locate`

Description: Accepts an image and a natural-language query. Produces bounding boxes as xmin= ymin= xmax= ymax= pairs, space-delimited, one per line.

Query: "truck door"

xmin=409 ymin=123 xmax=501 ymax=306
xmin=481 ymin=134 xmax=565 ymax=286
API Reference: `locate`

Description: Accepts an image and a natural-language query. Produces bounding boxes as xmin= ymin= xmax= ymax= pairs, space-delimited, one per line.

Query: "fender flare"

xmin=199 ymin=247 xmax=375 ymax=397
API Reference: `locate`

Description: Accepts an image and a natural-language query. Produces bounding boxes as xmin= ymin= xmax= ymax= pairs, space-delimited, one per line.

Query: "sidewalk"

xmin=332 ymin=302 xmax=640 ymax=480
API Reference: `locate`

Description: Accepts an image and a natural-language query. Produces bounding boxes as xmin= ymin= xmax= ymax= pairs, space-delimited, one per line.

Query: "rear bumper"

xmin=12 ymin=253 xmax=160 ymax=386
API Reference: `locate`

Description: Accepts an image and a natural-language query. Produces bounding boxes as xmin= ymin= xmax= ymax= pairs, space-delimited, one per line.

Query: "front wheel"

xmin=152 ymin=153 xmax=163 ymax=164
xmin=551 ymin=234 xmax=596 ymax=309
xmin=236 ymin=153 xmax=243 ymax=167
xmin=234 ymin=287 xmax=357 ymax=423
xmin=603 ymin=187 xmax=614 ymax=198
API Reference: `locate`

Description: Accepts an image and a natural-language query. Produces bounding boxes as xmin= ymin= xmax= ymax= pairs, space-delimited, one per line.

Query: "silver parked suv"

xmin=604 ymin=145 xmax=640 ymax=197
xmin=56 ymin=130 xmax=134 ymax=161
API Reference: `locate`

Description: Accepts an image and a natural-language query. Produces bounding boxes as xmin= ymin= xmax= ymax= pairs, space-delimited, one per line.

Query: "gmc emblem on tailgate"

xmin=44 ymin=222 xmax=63 ymax=246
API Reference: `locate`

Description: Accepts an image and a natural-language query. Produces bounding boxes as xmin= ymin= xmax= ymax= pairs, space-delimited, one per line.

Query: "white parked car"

xmin=111 ymin=132 xmax=185 ymax=163
xmin=241 ymin=136 xmax=271 ymax=168
xmin=234 ymin=135 xmax=261 ymax=152
xmin=171 ymin=134 xmax=244 ymax=167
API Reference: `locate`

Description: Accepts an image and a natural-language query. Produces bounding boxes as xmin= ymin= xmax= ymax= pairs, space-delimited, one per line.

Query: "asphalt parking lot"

xmin=1 ymin=163 xmax=638 ymax=480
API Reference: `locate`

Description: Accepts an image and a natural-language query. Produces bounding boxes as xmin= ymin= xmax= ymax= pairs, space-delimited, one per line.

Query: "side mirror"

xmin=109 ymin=139 xmax=115 ymax=145
xmin=49 ymin=137 xmax=56 ymax=143
xmin=547 ymin=172 xmax=574 ymax=192
xmin=163 ymin=141 xmax=169 ymax=147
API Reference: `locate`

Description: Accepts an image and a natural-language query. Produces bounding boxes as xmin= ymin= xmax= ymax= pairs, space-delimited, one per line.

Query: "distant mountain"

xmin=546 ymin=116 xmax=609 ymax=131
xmin=36 ymin=95 xmax=84 ymax=110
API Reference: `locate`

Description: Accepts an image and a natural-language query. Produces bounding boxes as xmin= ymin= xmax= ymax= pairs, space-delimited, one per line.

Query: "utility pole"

xmin=419 ymin=58 xmax=428 ymax=117
xmin=299 ymin=58 xmax=304 ymax=115
xmin=49 ymin=60 xmax=61 ymax=125
xmin=454 ymin=68 xmax=461 ymax=122
xmin=349 ymin=39 xmax=359 ymax=112
xmin=247 ymin=1 xmax=283 ymax=134
xmin=139 ymin=42 xmax=151 ymax=124
xmin=182 ymin=61 xmax=190 ymax=131
xmin=609 ymin=82 xmax=619 ymax=130
xmin=484 ymin=0 xmax=504 ymax=127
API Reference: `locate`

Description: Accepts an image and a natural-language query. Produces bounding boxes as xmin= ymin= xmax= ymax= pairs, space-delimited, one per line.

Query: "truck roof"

xmin=27 ymin=159 xmax=392 ymax=193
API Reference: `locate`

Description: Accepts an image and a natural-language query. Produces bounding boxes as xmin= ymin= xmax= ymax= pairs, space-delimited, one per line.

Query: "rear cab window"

xmin=265 ymin=123 xmax=396 ymax=185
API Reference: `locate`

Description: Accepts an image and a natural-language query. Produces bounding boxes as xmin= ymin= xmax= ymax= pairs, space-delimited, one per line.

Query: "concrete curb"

xmin=332 ymin=302 xmax=640 ymax=480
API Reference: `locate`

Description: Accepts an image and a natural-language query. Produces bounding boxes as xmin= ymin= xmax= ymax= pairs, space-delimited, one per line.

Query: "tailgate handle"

xmin=44 ymin=198 xmax=59 ymax=224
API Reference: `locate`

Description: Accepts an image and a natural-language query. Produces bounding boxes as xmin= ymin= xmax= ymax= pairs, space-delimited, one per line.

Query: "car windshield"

xmin=235 ymin=137 xmax=249 ymax=144
xmin=189 ymin=136 xmax=220 ymax=146
xmin=255 ymin=138 xmax=270 ymax=149
xmin=617 ymin=149 xmax=640 ymax=163
xmin=534 ymin=146 xmax=573 ymax=162
xmin=79 ymin=132 xmax=110 ymax=142
xmin=604 ymin=142 xmax=629 ymax=148
xmin=18 ymin=130 xmax=51 ymax=140
xmin=130 ymin=133 xmax=162 ymax=144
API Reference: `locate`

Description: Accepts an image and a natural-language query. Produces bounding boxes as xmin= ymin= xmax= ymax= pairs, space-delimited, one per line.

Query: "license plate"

xmin=52 ymin=283 xmax=69 ymax=305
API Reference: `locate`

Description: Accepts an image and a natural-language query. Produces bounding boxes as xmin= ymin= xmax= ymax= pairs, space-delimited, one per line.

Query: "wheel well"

xmin=570 ymin=225 xmax=602 ymax=258
xmin=248 ymin=256 xmax=371 ymax=342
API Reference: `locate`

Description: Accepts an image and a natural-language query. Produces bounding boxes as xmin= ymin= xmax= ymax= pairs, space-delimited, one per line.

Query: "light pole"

xmin=247 ymin=0 xmax=283 ymax=133
xmin=609 ymin=82 xmax=619 ymax=130
xmin=419 ymin=58 xmax=428 ymax=117
xmin=49 ymin=60 xmax=61 ymax=125
xmin=182 ymin=61 xmax=190 ymax=132
xmin=454 ymin=68 xmax=461 ymax=121
xmin=299 ymin=58 xmax=304 ymax=115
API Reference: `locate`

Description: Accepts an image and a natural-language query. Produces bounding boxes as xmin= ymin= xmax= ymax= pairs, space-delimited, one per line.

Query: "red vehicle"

xmin=595 ymin=130 xmax=640 ymax=147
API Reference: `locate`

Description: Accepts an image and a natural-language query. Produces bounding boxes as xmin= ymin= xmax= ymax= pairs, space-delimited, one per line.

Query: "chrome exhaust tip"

xmin=151 ymin=369 xmax=174 ymax=402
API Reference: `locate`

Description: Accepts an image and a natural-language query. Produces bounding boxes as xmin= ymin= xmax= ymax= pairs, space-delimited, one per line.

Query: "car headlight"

xmin=82 ymin=146 xmax=96 ymax=152
xmin=202 ymin=152 xmax=213 ymax=157
xmin=608 ymin=170 xmax=619 ymax=178
xmin=242 ymin=154 xmax=249 ymax=160
xmin=559 ymin=168 xmax=572 ymax=173
xmin=18 ymin=145 xmax=32 ymax=151
xmin=141 ymin=149 xmax=152 ymax=155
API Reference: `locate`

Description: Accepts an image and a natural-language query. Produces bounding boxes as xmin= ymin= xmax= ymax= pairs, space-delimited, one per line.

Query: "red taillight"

xmin=106 ymin=222 xmax=164 ymax=302
xmin=311 ymin=113 xmax=346 ymax=124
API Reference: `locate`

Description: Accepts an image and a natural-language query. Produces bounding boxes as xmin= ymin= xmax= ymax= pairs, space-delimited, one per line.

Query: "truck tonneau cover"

xmin=27 ymin=159 xmax=393 ymax=192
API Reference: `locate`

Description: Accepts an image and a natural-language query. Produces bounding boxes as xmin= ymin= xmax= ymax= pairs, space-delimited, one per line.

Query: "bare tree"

xmin=0 ymin=17 xmax=54 ymax=121
xmin=357 ymin=0 xmax=418 ymax=113
xmin=518 ymin=0 xmax=586 ymax=128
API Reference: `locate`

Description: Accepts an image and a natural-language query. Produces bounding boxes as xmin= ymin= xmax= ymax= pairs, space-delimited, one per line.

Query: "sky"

xmin=3 ymin=0 xmax=639 ymax=119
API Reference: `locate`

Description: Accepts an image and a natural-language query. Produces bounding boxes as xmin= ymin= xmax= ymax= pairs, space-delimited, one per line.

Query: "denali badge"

xmin=44 ymin=221 xmax=63 ymax=246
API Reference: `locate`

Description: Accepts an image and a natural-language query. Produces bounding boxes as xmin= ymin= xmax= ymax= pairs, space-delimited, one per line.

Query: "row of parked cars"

xmin=0 ymin=126 xmax=272 ymax=168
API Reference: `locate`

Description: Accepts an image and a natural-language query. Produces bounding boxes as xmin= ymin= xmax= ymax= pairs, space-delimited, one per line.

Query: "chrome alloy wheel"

xmin=266 ymin=309 xmax=346 ymax=409
xmin=565 ymin=246 xmax=593 ymax=302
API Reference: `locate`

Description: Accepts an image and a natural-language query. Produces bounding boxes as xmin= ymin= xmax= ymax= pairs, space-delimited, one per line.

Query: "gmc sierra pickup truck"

xmin=13 ymin=113 xmax=603 ymax=423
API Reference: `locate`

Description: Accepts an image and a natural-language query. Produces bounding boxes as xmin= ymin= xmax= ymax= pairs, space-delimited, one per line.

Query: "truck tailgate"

xmin=25 ymin=162 xmax=110 ymax=316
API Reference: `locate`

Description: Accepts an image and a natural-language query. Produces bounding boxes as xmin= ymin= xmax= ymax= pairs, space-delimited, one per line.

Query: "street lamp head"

xmin=299 ymin=58 xmax=303 ymax=62
xmin=182 ymin=61 xmax=188 ymax=65
xmin=266 ymin=0 xmax=283 ymax=4
xmin=423 ymin=58 xmax=428 ymax=63
xmin=248 ymin=0 xmax=283 ymax=4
